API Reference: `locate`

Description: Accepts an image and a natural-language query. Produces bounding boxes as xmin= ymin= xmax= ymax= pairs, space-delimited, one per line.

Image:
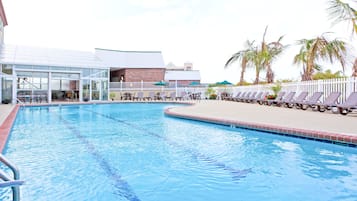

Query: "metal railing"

xmin=0 ymin=154 xmax=24 ymax=201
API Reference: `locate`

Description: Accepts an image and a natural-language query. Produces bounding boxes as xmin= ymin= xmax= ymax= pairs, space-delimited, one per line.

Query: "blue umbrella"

xmin=154 ymin=81 xmax=167 ymax=86
xmin=216 ymin=80 xmax=232 ymax=85
xmin=189 ymin=81 xmax=200 ymax=86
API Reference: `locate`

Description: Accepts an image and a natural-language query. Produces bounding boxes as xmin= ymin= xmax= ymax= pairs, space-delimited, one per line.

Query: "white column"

xmin=141 ymin=80 xmax=143 ymax=91
xmin=79 ymin=76 xmax=83 ymax=102
xmin=175 ymin=80 xmax=178 ymax=96
xmin=0 ymin=72 xmax=2 ymax=102
xmin=48 ymin=72 xmax=52 ymax=103
xmin=12 ymin=71 xmax=17 ymax=104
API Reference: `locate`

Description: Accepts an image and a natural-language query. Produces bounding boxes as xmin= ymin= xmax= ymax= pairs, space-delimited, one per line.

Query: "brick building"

xmin=95 ymin=48 xmax=201 ymax=84
xmin=95 ymin=48 xmax=166 ymax=82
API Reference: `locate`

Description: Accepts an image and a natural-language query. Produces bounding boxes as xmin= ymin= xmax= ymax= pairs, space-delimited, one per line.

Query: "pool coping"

xmin=164 ymin=107 xmax=357 ymax=147
xmin=0 ymin=105 xmax=19 ymax=152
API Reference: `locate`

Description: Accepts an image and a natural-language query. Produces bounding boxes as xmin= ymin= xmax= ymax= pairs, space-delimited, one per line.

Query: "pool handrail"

xmin=0 ymin=154 xmax=24 ymax=201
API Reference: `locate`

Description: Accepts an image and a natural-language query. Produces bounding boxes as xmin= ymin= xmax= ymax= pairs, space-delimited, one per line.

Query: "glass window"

xmin=101 ymin=80 xmax=108 ymax=100
xmin=51 ymin=80 xmax=61 ymax=90
xmin=17 ymin=71 xmax=48 ymax=90
xmin=92 ymin=80 xmax=98 ymax=90
xmin=52 ymin=73 xmax=79 ymax=80
xmin=82 ymin=69 xmax=91 ymax=77
xmin=61 ymin=80 xmax=70 ymax=90
xmin=2 ymin=64 xmax=13 ymax=75
xmin=82 ymin=80 xmax=90 ymax=100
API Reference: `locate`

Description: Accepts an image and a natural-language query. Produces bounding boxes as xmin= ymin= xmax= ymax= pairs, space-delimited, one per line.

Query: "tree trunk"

xmin=353 ymin=58 xmax=357 ymax=77
xmin=266 ymin=64 xmax=274 ymax=83
xmin=254 ymin=70 xmax=260 ymax=84
xmin=302 ymin=63 xmax=313 ymax=81
xmin=238 ymin=67 xmax=245 ymax=85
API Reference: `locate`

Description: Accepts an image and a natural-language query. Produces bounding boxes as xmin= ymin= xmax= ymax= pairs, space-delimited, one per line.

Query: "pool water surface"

xmin=1 ymin=103 xmax=357 ymax=201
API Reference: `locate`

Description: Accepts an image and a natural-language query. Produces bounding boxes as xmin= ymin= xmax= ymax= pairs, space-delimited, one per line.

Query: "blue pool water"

xmin=1 ymin=103 xmax=357 ymax=201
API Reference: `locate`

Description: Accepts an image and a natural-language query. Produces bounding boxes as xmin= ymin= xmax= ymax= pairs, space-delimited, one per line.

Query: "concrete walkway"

xmin=0 ymin=104 xmax=15 ymax=126
xmin=165 ymin=100 xmax=357 ymax=142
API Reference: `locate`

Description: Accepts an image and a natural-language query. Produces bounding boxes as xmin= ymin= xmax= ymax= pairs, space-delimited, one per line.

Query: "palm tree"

xmin=260 ymin=26 xmax=285 ymax=83
xmin=224 ymin=40 xmax=254 ymax=85
xmin=327 ymin=0 xmax=357 ymax=76
xmin=248 ymin=44 xmax=265 ymax=84
xmin=294 ymin=34 xmax=347 ymax=81
xmin=225 ymin=27 xmax=285 ymax=84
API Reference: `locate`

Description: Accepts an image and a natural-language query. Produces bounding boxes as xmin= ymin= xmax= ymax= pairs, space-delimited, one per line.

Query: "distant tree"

xmin=260 ymin=26 xmax=285 ymax=83
xmin=327 ymin=0 xmax=357 ymax=77
xmin=225 ymin=26 xmax=285 ymax=84
xmin=312 ymin=69 xmax=346 ymax=80
xmin=225 ymin=40 xmax=254 ymax=85
xmin=294 ymin=34 xmax=347 ymax=81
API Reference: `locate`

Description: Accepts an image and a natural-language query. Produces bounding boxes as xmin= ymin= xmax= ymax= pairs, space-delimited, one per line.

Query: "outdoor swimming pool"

xmin=1 ymin=103 xmax=357 ymax=201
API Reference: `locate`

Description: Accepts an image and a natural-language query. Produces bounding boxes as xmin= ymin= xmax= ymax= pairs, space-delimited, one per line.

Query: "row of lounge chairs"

xmin=119 ymin=91 xmax=202 ymax=101
xmin=120 ymin=91 xmax=183 ymax=101
xmin=225 ymin=91 xmax=357 ymax=115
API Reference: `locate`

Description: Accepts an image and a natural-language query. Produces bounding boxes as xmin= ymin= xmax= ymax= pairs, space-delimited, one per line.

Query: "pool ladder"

xmin=0 ymin=154 xmax=24 ymax=201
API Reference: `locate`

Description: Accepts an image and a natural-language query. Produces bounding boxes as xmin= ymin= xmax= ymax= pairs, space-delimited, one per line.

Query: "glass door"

xmin=91 ymin=80 xmax=100 ymax=101
xmin=1 ymin=77 xmax=12 ymax=104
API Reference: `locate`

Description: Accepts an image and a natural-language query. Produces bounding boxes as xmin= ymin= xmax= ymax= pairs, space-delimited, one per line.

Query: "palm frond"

xmin=327 ymin=0 xmax=357 ymax=33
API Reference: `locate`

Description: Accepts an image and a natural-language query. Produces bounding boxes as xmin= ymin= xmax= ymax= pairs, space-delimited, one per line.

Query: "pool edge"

xmin=164 ymin=107 xmax=357 ymax=147
xmin=0 ymin=105 xmax=19 ymax=152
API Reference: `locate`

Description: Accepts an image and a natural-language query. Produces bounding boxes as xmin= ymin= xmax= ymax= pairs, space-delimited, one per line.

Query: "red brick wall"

xmin=110 ymin=68 xmax=165 ymax=82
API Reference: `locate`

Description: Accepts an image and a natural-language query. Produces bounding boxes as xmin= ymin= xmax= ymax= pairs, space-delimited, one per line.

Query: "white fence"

xmin=227 ymin=77 xmax=357 ymax=103
xmin=109 ymin=77 xmax=357 ymax=102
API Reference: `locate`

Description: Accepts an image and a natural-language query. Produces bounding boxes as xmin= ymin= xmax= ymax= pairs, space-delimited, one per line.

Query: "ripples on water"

xmin=1 ymin=103 xmax=357 ymax=201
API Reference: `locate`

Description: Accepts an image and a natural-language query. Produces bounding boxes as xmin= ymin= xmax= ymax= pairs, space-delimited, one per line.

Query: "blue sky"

xmin=3 ymin=0 xmax=355 ymax=83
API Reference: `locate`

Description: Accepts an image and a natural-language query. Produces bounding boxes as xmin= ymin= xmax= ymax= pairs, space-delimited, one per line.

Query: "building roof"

xmin=0 ymin=0 xmax=8 ymax=26
xmin=95 ymin=48 xmax=165 ymax=69
xmin=0 ymin=44 xmax=107 ymax=68
xmin=165 ymin=70 xmax=201 ymax=81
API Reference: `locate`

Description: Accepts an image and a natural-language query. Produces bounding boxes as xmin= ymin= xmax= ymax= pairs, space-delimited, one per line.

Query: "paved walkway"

xmin=0 ymin=104 xmax=15 ymax=126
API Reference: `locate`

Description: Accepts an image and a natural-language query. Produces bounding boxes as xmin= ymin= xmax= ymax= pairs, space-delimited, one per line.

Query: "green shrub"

xmin=209 ymin=94 xmax=217 ymax=100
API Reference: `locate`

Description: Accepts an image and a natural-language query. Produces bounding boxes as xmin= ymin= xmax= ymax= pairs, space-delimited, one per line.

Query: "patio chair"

xmin=275 ymin=91 xmax=296 ymax=107
xmin=145 ymin=91 xmax=155 ymax=101
xmin=166 ymin=92 xmax=177 ymax=101
xmin=221 ymin=92 xmax=232 ymax=100
xmin=286 ymin=91 xmax=308 ymax=108
xmin=315 ymin=92 xmax=341 ymax=112
xmin=226 ymin=92 xmax=241 ymax=101
xmin=232 ymin=92 xmax=246 ymax=101
xmin=133 ymin=91 xmax=144 ymax=101
xmin=264 ymin=91 xmax=286 ymax=105
xmin=337 ymin=92 xmax=357 ymax=115
xmin=242 ymin=91 xmax=257 ymax=102
xmin=157 ymin=92 xmax=166 ymax=101
xmin=247 ymin=91 xmax=263 ymax=103
xmin=295 ymin=91 xmax=323 ymax=110
xmin=256 ymin=92 xmax=269 ymax=105
xmin=178 ymin=91 xmax=187 ymax=100
xmin=237 ymin=92 xmax=251 ymax=102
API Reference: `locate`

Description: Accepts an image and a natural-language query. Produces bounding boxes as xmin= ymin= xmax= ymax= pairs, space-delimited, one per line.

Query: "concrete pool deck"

xmin=0 ymin=100 xmax=357 ymax=150
xmin=0 ymin=104 xmax=18 ymax=151
xmin=165 ymin=100 xmax=357 ymax=146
